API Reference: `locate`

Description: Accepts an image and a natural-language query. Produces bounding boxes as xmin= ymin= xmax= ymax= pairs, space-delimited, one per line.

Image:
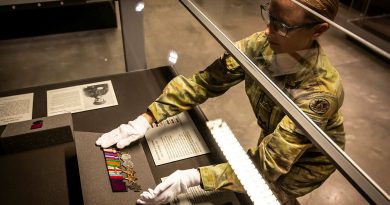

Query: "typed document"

xmin=0 ymin=93 xmax=33 ymax=126
xmin=145 ymin=112 xmax=210 ymax=166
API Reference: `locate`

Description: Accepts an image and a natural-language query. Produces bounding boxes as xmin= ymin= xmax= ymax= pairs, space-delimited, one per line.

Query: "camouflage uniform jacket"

xmin=148 ymin=31 xmax=345 ymax=201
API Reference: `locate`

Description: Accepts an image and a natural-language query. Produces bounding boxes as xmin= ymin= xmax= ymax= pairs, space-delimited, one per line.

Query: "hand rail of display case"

xmin=178 ymin=0 xmax=390 ymax=204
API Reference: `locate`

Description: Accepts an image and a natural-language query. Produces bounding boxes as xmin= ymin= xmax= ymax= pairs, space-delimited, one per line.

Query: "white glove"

xmin=95 ymin=115 xmax=151 ymax=149
xmin=136 ymin=169 xmax=201 ymax=205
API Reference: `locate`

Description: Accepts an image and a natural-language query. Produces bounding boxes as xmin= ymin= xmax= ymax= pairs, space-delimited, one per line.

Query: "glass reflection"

xmin=135 ymin=2 xmax=145 ymax=12
xmin=188 ymin=0 xmax=388 ymax=204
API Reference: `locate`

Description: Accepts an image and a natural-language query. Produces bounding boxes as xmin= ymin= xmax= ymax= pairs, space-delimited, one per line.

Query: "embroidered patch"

xmin=309 ymin=98 xmax=330 ymax=114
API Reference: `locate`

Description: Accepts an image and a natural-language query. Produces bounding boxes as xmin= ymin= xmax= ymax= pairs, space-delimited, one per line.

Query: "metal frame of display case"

xmin=118 ymin=0 xmax=147 ymax=71
xmin=178 ymin=0 xmax=389 ymax=204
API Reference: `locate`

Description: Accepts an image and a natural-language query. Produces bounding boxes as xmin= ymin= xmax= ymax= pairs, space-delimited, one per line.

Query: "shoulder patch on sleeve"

xmin=309 ymin=97 xmax=330 ymax=114
xmin=224 ymin=55 xmax=240 ymax=70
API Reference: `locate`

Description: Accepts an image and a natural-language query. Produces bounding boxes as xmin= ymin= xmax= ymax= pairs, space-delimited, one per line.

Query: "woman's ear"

xmin=312 ymin=23 xmax=329 ymax=39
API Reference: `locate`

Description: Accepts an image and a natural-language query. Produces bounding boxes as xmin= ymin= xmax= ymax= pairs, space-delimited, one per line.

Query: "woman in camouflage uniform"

xmin=96 ymin=0 xmax=345 ymax=204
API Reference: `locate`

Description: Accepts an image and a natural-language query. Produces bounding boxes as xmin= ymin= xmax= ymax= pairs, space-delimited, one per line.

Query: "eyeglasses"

xmin=260 ymin=2 xmax=321 ymax=37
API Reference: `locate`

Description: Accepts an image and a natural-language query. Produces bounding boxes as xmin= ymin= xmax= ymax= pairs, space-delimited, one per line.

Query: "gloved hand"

xmin=95 ymin=115 xmax=152 ymax=149
xmin=136 ymin=169 xmax=201 ymax=205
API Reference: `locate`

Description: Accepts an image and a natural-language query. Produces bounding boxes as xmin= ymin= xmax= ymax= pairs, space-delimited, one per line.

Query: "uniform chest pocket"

xmin=256 ymin=94 xmax=275 ymax=130
xmin=269 ymin=106 xmax=285 ymax=131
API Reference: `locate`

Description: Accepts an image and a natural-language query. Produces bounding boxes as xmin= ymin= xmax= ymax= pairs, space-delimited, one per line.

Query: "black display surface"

xmin=1 ymin=113 xmax=73 ymax=153
xmin=0 ymin=67 xmax=248 ymax=204
xmin=0 ymin=142 xmax=81 ymax=205
xmin=74 ymin=131 xmax=156 ymax=205
xmin=0 ymin=66 xmax=174 ymax=134
xmin=0 ymin=67 xmax=175 ymax=204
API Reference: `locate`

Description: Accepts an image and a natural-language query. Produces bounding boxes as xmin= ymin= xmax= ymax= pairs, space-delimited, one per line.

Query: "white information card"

xmin=145 ymin=112 xmax=210 ymax=166
xmin=47 ymin=80 xmax=118 ymax=116
xmin=0 ymin=93 xmax=34 ymax=126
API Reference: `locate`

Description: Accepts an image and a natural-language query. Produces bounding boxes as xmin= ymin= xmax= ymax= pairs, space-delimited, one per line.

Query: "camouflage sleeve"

xmin=248 ymin=91 xmax=339 ymax=182
xmin=148 ymin=56 xmax=245 ymax=122
xmin=234 ymin=31 xmax=268 ymax=59
xmin=198 ymin=163 xmax=245 ymax=193
xmin=148 ymin=32 xmax=267 ymax=122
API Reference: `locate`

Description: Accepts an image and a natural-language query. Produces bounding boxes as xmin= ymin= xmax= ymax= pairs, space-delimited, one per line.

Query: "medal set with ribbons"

xmin=103 ymin=148 xmax=141 ymax=192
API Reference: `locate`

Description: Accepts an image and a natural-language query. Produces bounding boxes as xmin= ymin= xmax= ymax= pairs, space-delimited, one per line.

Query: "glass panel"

xmin=0 ymin=1 xmax=125 ymax=92
xmin=143 ymin=0 xmax=261 ymax=152
xmin=157 ymin=0 xmax=388 ymax=204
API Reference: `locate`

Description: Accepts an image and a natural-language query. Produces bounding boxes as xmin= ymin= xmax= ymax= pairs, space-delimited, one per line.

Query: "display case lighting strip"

xmin=179 ymin=0 xmax=389 ymax=204
xmin=207 ymin=119 xmax=280 ymax=205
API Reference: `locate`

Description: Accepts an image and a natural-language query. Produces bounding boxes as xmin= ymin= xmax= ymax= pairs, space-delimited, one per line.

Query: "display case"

xmin=0 ymin=0 xmax=117 ymax=40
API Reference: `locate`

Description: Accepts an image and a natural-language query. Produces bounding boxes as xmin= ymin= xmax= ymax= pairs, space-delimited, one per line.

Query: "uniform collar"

xmin=261 ymin=41 xmax=321 ymax=85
